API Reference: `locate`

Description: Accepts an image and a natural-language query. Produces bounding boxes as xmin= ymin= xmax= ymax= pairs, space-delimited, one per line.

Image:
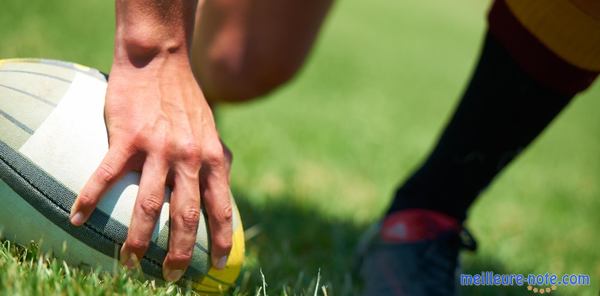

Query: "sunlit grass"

xmin=2 ymin=0 xmax=600 ymax=295
xmin=0 ymin=240 xmax=195 ymax=296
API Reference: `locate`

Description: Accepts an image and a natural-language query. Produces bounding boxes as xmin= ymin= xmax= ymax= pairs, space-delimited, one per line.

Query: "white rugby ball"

xmin=0 ymin=58 xmax=244 ymax=293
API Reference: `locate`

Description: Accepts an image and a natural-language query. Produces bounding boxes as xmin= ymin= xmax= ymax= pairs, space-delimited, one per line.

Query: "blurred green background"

xmin=1 ymin=0 xmax=599 ymax=295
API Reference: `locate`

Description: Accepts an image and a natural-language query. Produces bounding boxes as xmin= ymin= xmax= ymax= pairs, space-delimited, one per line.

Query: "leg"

xmin=386 ymin=0 xmax=600 ymax=221
xmin=361 ymin=0 xmax=599 ymax=292
xmin=361 ymin=32 xmax=577 ymax=296
xmin=387 ymin=33 xmax=574 ymax=221
xmin=191 ymin=0 xmax=333 ymax=103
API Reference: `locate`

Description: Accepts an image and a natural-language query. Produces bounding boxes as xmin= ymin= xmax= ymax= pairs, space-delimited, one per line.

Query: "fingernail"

xmin=121 ymin=253 xmax=138 ymax=269
xmin=70 ymin=211 xmax=85 ymax=226
xmin=163 ymin=268 xmax=184 ymax=282
xmin=215 ymin=256 xmax=228 ymax=269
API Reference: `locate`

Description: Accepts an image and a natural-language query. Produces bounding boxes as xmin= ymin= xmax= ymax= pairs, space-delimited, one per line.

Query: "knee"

xmin=194 ymin=51 xmax=301 ymax=103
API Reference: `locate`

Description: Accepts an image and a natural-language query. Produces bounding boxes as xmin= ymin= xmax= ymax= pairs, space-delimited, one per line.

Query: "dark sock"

xmin=387 ymin=32 xmax=574 ymax=221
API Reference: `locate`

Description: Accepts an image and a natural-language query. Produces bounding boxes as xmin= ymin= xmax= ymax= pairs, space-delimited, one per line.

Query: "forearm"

xmin=114 ymin=0 xmax=198 ymax=65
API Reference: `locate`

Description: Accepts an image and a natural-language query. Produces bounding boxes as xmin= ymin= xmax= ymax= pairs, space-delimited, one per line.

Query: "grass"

xmin=2 ymin=0 xmax=600 ymax=295
xmin=0 ymin=241 xmax=190 ymax=296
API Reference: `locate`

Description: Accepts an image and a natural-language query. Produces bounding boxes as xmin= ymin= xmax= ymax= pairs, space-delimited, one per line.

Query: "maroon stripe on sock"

xmin=488 ymin=0 xmax=598 ymax=96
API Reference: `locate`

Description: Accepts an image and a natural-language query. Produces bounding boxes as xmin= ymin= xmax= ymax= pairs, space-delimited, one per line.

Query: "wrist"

xmin=114 ymin=34 xmax=191 ymax=68
xmin=113 ymin=0 xmax=197 ymax=67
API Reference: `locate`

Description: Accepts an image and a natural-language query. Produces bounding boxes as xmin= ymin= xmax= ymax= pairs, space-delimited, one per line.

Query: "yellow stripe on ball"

xmin=193 ymin=210 xmax=245 ymax=294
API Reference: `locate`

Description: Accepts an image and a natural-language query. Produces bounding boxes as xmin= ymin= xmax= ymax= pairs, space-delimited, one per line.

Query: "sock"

xmin=386 ymin=32 xmax=575 ymax=221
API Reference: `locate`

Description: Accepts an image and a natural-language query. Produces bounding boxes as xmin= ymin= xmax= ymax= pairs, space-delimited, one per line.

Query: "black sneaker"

xmin=357 ymin=209 xmax=476 ymax=296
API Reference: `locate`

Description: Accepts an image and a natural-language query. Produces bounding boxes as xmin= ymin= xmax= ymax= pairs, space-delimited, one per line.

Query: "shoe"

xmin=357 ymin=209 xmax=476 ymax=296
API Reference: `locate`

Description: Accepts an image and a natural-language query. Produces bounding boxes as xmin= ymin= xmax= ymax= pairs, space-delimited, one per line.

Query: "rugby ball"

xmin=0 ymin=58 xmax=244 ymax=293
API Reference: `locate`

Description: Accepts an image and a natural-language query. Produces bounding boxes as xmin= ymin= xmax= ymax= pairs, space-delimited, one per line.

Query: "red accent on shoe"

xmin=380 ymin=209 xmax=460 ymax=243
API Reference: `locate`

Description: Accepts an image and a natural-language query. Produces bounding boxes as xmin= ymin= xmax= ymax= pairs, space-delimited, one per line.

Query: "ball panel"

xmin=0 ymin=179 xmax=117 ymax=271
xmin=0 ymin=58 xmax=106 ymax=150
xmin=0 ymin=114 xmax=29 ymax=149
xmin=0 ymin=139 xmax=122 ymax=265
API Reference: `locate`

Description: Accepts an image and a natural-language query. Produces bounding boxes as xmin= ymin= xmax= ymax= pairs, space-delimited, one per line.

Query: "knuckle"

xmin=131 ymin=130 xmax=149 ymax=146
xmin=203 ymin=146 xmax=226 ymax=168
xmin=149 ymin=141 xmax=169 ymax=157
xmin=96 ymin=163 xmax=116 ymax=184
xmin=168 ymin=252 xmax=193 ymax=265
xmin=204 ymin=153 xmax=225 ymax=168
xmin=77 ymin=193 xmax=97 ymax=208
xmin=176 ymin=140 xmax=203 ymax=166
xmin=107 ymin=130 xmax=130 ymax=145
xmin=216 ymin=202 xmax=233 ymax=223
xmin=133 ymin=131 xmax=167 ymax=155
xmin=214 ymin=234 xmax=232 ymax=252
xmin=117 ymin=142 xmax=137 ymax=157
xmin=140 ymin=194 xmax=163 ymax=218
xmin=181 ymin=208 xmax=201 ymax=231
xmin=125 ymin=238 xmax=150 ymax=253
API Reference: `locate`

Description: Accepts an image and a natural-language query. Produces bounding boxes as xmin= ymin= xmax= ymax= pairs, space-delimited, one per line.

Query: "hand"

xmin=69 ymin=52 xmax=233 ymax=282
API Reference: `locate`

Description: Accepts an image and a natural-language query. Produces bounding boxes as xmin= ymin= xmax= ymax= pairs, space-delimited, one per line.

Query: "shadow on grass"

xmin=231 ymin=189 xmax=367 ymax=295
xmin=232 ymin=188 xmax=582 ymax=296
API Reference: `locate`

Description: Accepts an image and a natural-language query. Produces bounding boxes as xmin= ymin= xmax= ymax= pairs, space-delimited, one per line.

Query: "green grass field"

xmin=2 ymin=0 xmax=600 ymax=295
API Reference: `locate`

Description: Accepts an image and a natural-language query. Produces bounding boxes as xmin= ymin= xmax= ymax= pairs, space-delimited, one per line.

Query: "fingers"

xmin=120 ymin=155 xmax=168 ymax=269
xmin=72 ymin=133 xmax=232 ymax=284
xmin=162 ymin=166 xmax=201 ymax=282
xmin=70 ymin=144 xmax=133 ymax=226
xmin=201 ymin=149 xmax=233 ymax=270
